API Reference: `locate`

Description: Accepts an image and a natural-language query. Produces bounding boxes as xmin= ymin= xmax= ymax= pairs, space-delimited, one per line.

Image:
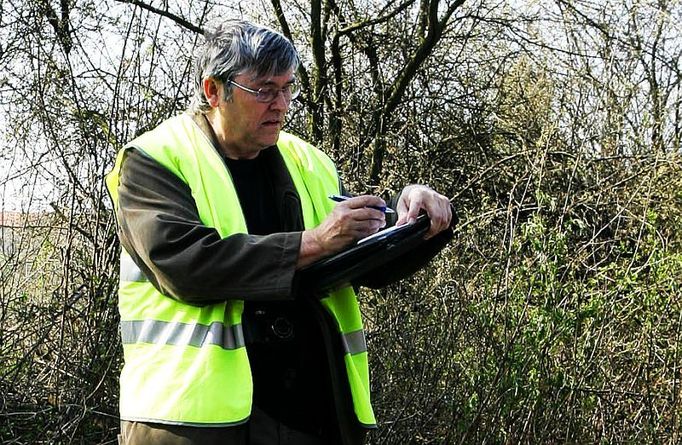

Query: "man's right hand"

xmin=297 ymin=195 xmax=387 ymax=268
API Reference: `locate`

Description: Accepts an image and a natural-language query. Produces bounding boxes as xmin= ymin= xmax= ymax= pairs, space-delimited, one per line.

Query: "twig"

xmin=113 ymin=0 xmax=204 ymax=35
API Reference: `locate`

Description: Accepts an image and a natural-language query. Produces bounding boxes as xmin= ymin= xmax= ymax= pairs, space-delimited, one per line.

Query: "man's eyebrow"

xmin=257 ymin=77 xmax=296 ymax=87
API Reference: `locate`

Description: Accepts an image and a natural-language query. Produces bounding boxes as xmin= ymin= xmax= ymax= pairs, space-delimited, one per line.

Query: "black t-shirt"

xmin=223 ymin=155 xmax=281 ymax=236
xmin=225 ymin=153 xmax=332 ymax=435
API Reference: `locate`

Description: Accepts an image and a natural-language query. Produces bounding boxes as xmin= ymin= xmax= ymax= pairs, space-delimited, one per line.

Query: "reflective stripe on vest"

xmin=119 ymin=252 xmax=148 ymax=282
xmin=120 ymin=319 xmax=245 ymax=350
xmin=341 ymin=329 xmax=367 ymax=355
xmin=120 ymin=319 xmax=364 ymax=354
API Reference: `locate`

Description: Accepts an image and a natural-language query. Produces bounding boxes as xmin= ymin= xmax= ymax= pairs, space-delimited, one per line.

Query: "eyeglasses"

xmin=228 ymin=79 xmax=300 ymax=103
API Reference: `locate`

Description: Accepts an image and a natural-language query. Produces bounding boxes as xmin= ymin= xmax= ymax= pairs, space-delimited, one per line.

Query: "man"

xmin=106 ymin=20 xmax=452 ymax=445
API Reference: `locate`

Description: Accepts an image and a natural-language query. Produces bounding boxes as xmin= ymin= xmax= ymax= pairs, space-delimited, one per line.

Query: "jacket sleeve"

xmin=115 ymin=148 xmax=302 ymax=304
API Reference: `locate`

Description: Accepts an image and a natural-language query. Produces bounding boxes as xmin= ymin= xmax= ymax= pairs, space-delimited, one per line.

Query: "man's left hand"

xmin=395 ymin=185 xmax=452 ymax=239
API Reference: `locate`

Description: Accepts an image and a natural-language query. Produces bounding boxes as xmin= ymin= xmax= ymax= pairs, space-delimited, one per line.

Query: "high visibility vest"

xmin=106 ymin=113 xmax=376 ymax=427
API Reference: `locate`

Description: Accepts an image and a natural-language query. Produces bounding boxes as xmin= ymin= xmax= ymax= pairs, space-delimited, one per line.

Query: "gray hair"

xmin=189 ymin=20 xmax=299 ymax=114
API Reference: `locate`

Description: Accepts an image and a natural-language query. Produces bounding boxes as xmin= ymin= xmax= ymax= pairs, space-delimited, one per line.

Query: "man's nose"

xmin=269 ymin=90 xmax=289 ymax=111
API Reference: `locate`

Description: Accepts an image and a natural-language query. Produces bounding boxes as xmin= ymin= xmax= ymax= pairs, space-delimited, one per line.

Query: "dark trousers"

xmin=118 ymin=407 xmax=338 ymax=445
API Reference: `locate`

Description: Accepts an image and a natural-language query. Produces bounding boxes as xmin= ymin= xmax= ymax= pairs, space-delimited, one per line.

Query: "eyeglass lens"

xmin=256 ymin=83 xmax=300 ymax=103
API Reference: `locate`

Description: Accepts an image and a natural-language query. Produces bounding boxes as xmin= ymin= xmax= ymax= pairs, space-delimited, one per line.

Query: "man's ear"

xmin=203 ymin=77 xmax=222 ymax=108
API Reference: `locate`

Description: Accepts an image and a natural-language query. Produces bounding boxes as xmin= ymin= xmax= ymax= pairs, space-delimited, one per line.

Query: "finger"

xmin=396 ymin=190 xmax=423 ymax=226
xmin=338 ymin=208 xmax=384 ymax=229
xmin=430 ymin=200 xmax=447 ymax=232
xmin=342 ymin=199 xmax=387 ymax=223
xmin=342 ymin=195 xmax=387 ymax=211
xmin=426 ymin=198 xmax=451 ymax=237
xmin=395 ymin=192 xmax=412 ymax=226
xmin=405 ymin=197 xmax=422 ymax=225
xmin=345 ymin=219 xmax=385 ymax=241
xmin=344 ymin=207 xmax=386 ymax=224
xmin=357 ymin=220 xmax=385 ymax=237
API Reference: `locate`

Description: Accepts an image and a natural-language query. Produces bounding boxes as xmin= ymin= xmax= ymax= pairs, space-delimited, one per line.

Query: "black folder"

xmin=294 ymin=214 xmax=450 ymax=296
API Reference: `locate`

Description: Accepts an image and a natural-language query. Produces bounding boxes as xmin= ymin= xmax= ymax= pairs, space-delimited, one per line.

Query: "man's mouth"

xmin=262 ymin=119 xmax=281 ymax=127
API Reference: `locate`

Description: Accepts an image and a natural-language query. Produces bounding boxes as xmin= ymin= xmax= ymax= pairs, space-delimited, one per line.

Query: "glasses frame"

xmin=228 ymin=79 xmax=300 ymax=103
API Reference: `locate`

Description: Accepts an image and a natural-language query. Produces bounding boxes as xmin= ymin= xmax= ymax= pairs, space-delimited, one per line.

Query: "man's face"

xmin=216 ymin=69 xmax=295 ymax=159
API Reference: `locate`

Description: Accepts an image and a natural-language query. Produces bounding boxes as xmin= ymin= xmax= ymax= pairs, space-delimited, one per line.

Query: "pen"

xmin=328 ymin=195 xmax=395 ymax=214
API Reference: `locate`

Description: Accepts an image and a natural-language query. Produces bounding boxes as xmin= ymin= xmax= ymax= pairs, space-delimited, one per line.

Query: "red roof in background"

xmin=0 ymin=211 xmax=47 ymax=228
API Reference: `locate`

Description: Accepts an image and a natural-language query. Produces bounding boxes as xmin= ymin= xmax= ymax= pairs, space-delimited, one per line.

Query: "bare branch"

xmin=113 ymin=0 xmax=204 ymax=35
xmin=271 ymin=0 xmax=312 ymax=113
xmin=336 ymin=0 xmax=417 ymax=36
xmin=368 ymin=0 xmax=465 ymax=184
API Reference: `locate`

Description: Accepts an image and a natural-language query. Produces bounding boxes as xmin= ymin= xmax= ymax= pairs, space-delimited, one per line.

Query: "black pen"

xmin=328 ymin=195 xmax=395 ymax=214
